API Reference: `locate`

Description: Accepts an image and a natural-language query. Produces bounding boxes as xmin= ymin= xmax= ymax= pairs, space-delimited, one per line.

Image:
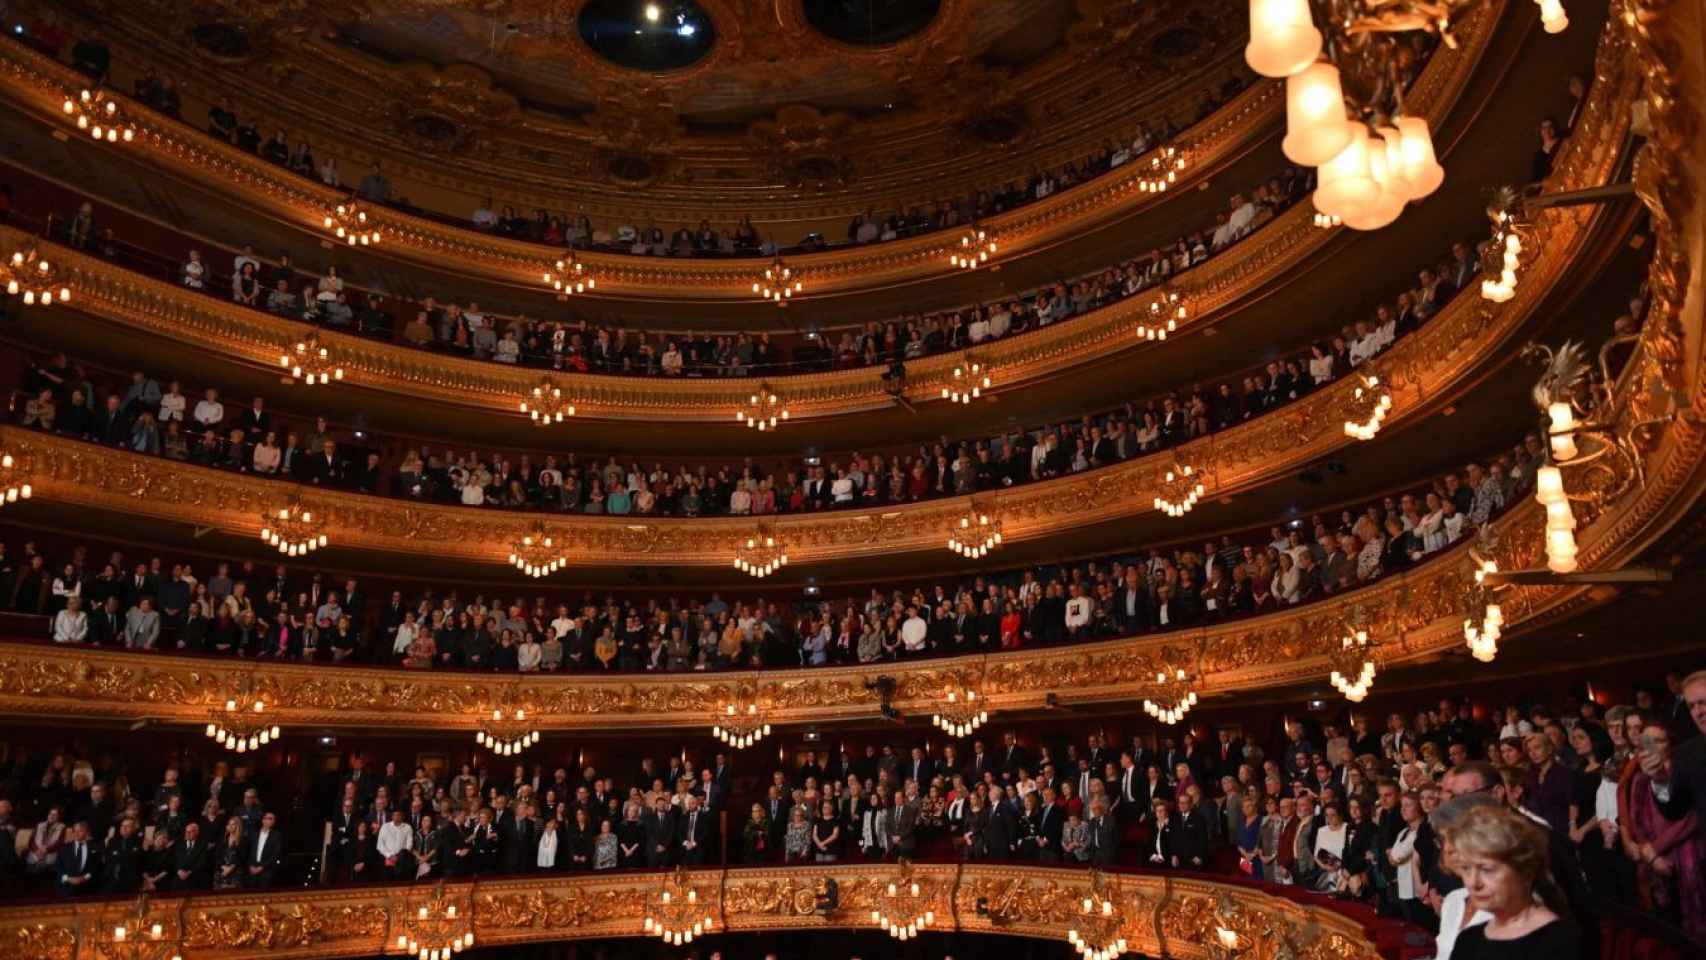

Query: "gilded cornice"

xmin=0 ymin=0 xmax=1500 ymax=298
xmin=0 ymin=865 xmax=1385 ymax=960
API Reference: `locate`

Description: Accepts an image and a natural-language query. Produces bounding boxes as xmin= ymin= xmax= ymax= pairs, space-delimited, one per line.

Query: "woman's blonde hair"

xmin=1443 ymin=805 xmax=1566 ymax=915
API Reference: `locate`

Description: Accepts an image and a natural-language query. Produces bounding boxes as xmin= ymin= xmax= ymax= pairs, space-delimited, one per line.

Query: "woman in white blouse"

xmin=536 ymin=818 xmax=560 ymax=870
xmin=181 ymin=250 xmax=206 ymax=289
xmin=727 ymin=479 xmax=752 ymax=515
xmin=1271 ymin=552 xmax=1303 ymax=604
xmin=1309 ymin=343 xmax=1337 ymax=385
xmin=1387 ymin=792 xmax=1430 ymax=924
xmin=1311 ymin=803 xmax=1349 ymax=892
xmin=52 ymin=596 xmax=88 ymax=644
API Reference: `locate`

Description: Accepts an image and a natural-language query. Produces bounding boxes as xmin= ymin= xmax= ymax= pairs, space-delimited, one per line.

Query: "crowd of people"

xmin=1 ymin=669 xmax=1700 ymax=960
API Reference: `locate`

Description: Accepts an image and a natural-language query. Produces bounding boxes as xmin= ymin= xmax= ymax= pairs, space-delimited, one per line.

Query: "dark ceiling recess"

xmin=803 ymin=0 xmax=942 ymax=46
xmin=577 ymin=0 xmax=717 ymax=72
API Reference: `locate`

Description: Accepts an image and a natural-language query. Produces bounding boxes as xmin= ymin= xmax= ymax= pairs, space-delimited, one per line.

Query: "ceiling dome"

xmin=577 ymin=0 xmax=717 ymax=72
xmin=802 ymin=0 xmax=943 ymax=46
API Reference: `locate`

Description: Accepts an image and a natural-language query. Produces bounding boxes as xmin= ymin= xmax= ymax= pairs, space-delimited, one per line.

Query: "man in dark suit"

xmin=1087 ymin=799 xmax=1119 ymax=866
xmin=676 ymin=796 xmax=710 ymax=864
xmin=173 ymin=821 xmax=211 ymax=890
xmin=964 ymin=741 xmax=993 ymax=784
xmin=122 ymin=564 xmax=158 ymax=612
xmin=981 ymin=794 xmax=1013 ymax=860
xmin=244 ymin=812 xmax=283 ymax=887
xmin=1111 ymin=570 xmax=1152 ymax=634
xmin=1035 ymin=787 xmax=1064 ymax=863
xmin=999 ymin=732 xmax=1028 ymax=782
xmin=1147 ymin=800 xmax=1176 ymax=867
xmin=56 ymin=821 xmax=99 ymax=896
xmin=763 ymin=786 xmax=790 ymax=847
xmin=885 ymin=791 xmax=919 ymax=859
xmin=238 ymin=397 xmax=272 ymax=436
xmin=1171 ymin=793 xmax=1211 ymax=870
xmin=328 ymin=798 xmax=361 ymax=880
xmin=1084 ymin=735 xmax=1111 ymax=773
xmin=508 ymin=804 xmax=540 ymax=873
xmin=87 ymin=596 xmax=124 ymax=646
xmin=92 ymin=394 xmax=130 ymax=447
xmin=469 ymin=809 xmax=501 ymax=874
xmin=308 ymin=440 xmax=343 ymax=486
xmin=103 ymin=816 xmax=144 ymax=893
xmin=642 ymin=797 xmax=675 ymax=867
xmin=905 ymin=747 xmax=934 ymax=789
xmin=1213 ymin=728 xmax=1245 ymax=781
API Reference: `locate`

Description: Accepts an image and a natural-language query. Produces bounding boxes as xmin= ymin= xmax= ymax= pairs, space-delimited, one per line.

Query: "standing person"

xmin=1444 ymin=805 xmax=1583 ymax=959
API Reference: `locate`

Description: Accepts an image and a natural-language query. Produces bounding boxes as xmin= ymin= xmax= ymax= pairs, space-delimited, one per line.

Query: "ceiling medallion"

xmin=949 ymin=226 xmax=997 ymax=270
xmin=3 ymin=247 xmax=71 ymax=305
xmin=946 ymin=504 xmax=1003 ymax=559
xmin=1247 ymin=0 xmax=1486 ymax=230
xmin=733 ymin=527 xmax=788 ymax=578
xmin=753 ymin=255 xmax=802 ymax=304
xmin=104 ymin=895 xmax=182 ymax=960
xmin=322 ymin=200 xmax=381 ymax=246
xmin=1142 ymin=664 xmax=1199 ymax=725
xmin=642 ymin=868 xmax=718 ymax=946
xmin=279 ymin=332 xmax=345 ymax=387
xmin=62 ymin=87 xmax=136 ymax=144
xmin=0 ymin=452 xmax=32 ymax=506
xmin=397 ymin=884 xmax=475 ymax=960
xmin=520 ymin=377 xmax=577 ymax=426
xmin=543 ymin=251 xmax=596 ymax=297
xmin=1342 ymin=371 xmax=1393 ymax=439
xmin=930 ymin=685 xmax=989 ymax=738
xmin=204 ymin=679 xmax=280 ymax=754
xmin=1152 ymin=461 xmax=1206 ymax=517
xmin=1140 ymin=289 xmax=1186 ymax=341
xmin=1137 ymin=144 xmax=1188 ymax=193
xmin=508 ymin=521 xmax=567 ymax=579
xmin=1327 ymin=607 xmax=1380 ymax=702
xmin=259 ymin=496 xmax=328 ymax=556
xmin=870 ymin=860 xmax=937 ymax=941
xmin=941 ymin=354 xmax=991 ymax=404
xmin=476 ymin=691 xmax=541 ymax=756
xmin=1479 ymin=186 xmax=1528 ymax=302
xmin=1066 ymin=874 xmax=1130 ymax=960
xmin=739 ymin=383 xmax=789 ymax=430
xmin=711 ymin=689 xmax=772 ymax=749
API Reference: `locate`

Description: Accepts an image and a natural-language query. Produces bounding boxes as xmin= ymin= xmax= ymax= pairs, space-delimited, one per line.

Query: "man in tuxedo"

xmin=1171 ymin=792 xmax=1211 ymax=870
xmin=173 ymin=821 xmax=211 ymax=890
xmin=56 ymin=821 xmax=99 ymax=896
xmin=676 ymin=795 xmax=710 ymax=864
xmin=1086 ymin=799 xmax=1118 ymax=866
xmin=244 ymin=812 xmax=283 ymax=887
xmin=103 ymin=816 xmax=144 ymax=893
xmin=1035 ymin=786 xmax=1064 ymax=863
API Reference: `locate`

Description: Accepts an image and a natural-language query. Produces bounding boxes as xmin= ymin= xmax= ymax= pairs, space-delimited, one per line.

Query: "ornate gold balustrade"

xmin=0 ymin=0 xmax=1498 ymax=299
xmin=0 ymin=865 xmax=1390 ymax=960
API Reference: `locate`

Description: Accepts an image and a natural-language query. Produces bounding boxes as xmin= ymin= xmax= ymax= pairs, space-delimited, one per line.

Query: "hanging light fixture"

xmin=476 ymin=687 xmax=541 ymax=755
xmin=1143 ymin=665 xmax=1199 ymax=725
xmin=1479 ymin=188 xmax=1529 ymax=302
xmin=942 ymin=355 xmax=991 ymax=404
xmin=397 ymin=885 xmax=475 ymax=960
xmin=204 ymin=680 xmax=280 ymax=755
xmin=931 ymin=686 xmax=990 ymax=738
xmin=1343 ymin=372 xmax=1393 ymax=440
xmin=1245 ymin=0 xmax=1322 ymax=78
xmin=544 ymin=251 xmax=595 ymax=296
xmin=322 ymin=200 xmax=381 ymax=246
xmin=753 ymin=255 xmax=802 ymax=304
xmin=1463 ymin=552 xmax=1504 ymax=663
xmin=62 ymin=88 xmax=137 ymax=144
xmin=279 ymin=332 xmax=345 ymax=386
xmin=947 ymin=503 xmax=1003 ymax=559
xmin=734 ymin=528 xmax=788 ymax=578
xmin=871 ymin=861 xmax=937 ymax=942
xmin=2 ymin=247 xmax=72 ymax=305
xmin=508 ymin=521 xmax=567 ymax=578
xmin=1327 ymin=621 xmax=1379 ymax=702
xmin=1153 ymin=461 xmax=1206 ymax=517
xmin=1139 ymin=289 xmax=1186 ymax=341
xmin=739 ymin=384 xmax=789 ymax=430
xmin=1066 ymin=876 xmax=1130 ymax=960
xmin=519 ymin=377 xmax=576 ymax=425
xmin=259 ymin=497 xmax=328 ymax=556
xmin=712 ymin=696 xmax=772 ymax=750
xmin=1535 ymin=0 xmax=1569 ymax=32
xmin=643 ymin=868 xmax=718 ymax=946
xmin=0 ymin=453 xmax=32 ymax=506
xmin=950 ymin=226 xmax=997 ymax=269
xmin=1137 ymin=145 xmax=1188 ymax=193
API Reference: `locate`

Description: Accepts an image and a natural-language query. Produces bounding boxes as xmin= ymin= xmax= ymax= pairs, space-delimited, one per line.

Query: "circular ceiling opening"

xmin=578 ymin=0 xmax=716 ymax=72
xmin=803 ymin=0 xmax=942 ymax=46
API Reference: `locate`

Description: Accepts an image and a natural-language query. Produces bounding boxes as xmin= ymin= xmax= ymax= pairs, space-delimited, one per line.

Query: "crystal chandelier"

xmin=1480 ymin=188 xmax=1528 ymax=303
xmin=1327 ymin=620 xmax=1379 ymax=702
xmin=871 ymin=861 xmax=937 ymax=941
xmin=508 ymin=522 xmax=566 ymax=578
xmin=1137 ymin=145 xmax=1188 ymax=193
xmin=950 ymin=227 xmax=997 ymax=269
xmin=520 ymin=377 xmax=576 ymax=425
xmin=475 ymin=705 xmax=540 ymax=756
xmin=3 ymin=247 xmax=72 ymax=305
xmin=0 ymin=453 xmax=33 ymax=506
xmin=396 ymin=886 xmax=474 ymax=960
xmin=1143 ymin=666 xmax=1199 ymax=724
xmin=259 ymin=497 xmax=328 ymax=556
xmin=942 ymin=356 xmax=991 ymax=404
xmin=947 ymin=506 xmax=1003 ymax=558
xmin=1153 ymin=461 xmax=1206 ymax=517
xmin=279 ymin=333 xmax=345 ymax=386
xmin=62 ymin=88 xmax=136 ymax=144
xmin=712 ymin=697 xmax=772 ymax=750
xmin=1066 ymin=880 xmax=1129 ymax=960
xmin=1139 ymin=289 xmax=1186 ymax=341
xmin=931 ymin=687 xmax=989 ymax=738
xmin=1342 ymin=371 xmax=1393 ymax=439
xmin=753 ymin=255 xmax=802 ymax=304
xmin=322 ymin=200 xmax=381 ymax=246
xmin=734 ymin=528 xmax=788 ymax=578
xmin=643 ymin=868 xmax=718 ymax=946
xmin=204 ymin=682 xmax=280 ymax=754
xmin=544 ymin=251 xmax=595 ymax=296
xmin=104 ymin=896 xmax=181 ymax=960
xmin=739 ymin=384 xmax=789 ymax=430
xmin=1245 ymin=0 xmax=1496 ymax=230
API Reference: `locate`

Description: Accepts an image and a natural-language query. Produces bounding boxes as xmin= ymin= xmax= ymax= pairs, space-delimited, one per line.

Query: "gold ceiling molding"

xmin=0 ymin=865 xmax=1385 ymax=960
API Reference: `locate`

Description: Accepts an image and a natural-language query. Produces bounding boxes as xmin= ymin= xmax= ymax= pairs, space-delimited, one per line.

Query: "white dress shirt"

xmin=377 ymin=821 xmax=413 ymax=858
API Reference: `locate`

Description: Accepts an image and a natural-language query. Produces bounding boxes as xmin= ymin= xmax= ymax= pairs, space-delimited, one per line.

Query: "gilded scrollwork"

xmin=0 ymin=922 xmax=77 ymax=960
xmin=180 ymin=902 xmax=386 ymax=951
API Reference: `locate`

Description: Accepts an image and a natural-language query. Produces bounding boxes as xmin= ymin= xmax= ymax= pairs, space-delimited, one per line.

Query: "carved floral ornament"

xmin=0 ymin=865 xmax=1391 ymax=960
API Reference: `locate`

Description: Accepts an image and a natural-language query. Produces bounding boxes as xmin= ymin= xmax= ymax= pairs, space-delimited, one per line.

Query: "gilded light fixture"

xmin=1137 ymin=145 xmax=1188 ymax=193
xmin=1153 ymin=461 xmax=1206 ymax=517
xmin=322 ymin=200 xmax=381 ymax=246
xmin=397 ymin=884 xmax=474 ymax=960
xmin=942 ymin=355 xmax=991 ymax=404
xmin=931 ymin=686 xmax=989 ymax=738
xmin=259 ymin=497 xmax=328 ymax=556
xmin=62 ymin=87 xmax=136 ymax=144
xmin=1480 ymin=188 xmax=1528 ymax=303
xmin=1327 ymin=608 xmax=1379 ymax=702
xmin=950 ymin=226 xmax=997 ymax=269
xmin=871 ymin=860 xmax=937 ymax=941
xmin=739 ymin=384 xmax=789 ymax=430
xmin=946 ymin=504 xmax=1003 ymax=558
xmin=544 ymin=251 xmax=595 ymax=296
xmin=642 ymin=868 xmax=717 ymax=946
xmin=508 ymin=521 xmax=566 ymax=579
xmin=712 ymin=690 xmax=772 ymax=749
xmin=1140 ymin=289 xmax=1186 ymax=341
xmin=204 ymin=679 xmax=280 ymax=755
xmin=1463 ymin=544 xmax=1504 ymax=662
xmin=102 ymin=896 xmax=181 ymax=960
xmin=1066 ymin=875 xmax=1129 ymax=960
xmin=753 ymin=255 xmax=802 ymax=304
xmin=1143 ymin=664 xmax=1199 ymax=724
xmin=0 ymin=452 xmax=33 ymax=505
xmin=1343 ymin=371 xmax=1393 ymax=439
xmin=2 ymin=247 xmax=71 ymax=305
xmin=734 ymin=527 xmax=788 ymax=578
xmin=279 ymin=332 xmax=345 ymax=386
xmin=476 ymin=702 xmax=540 ymax=756
xmin=519 ymin=377 xmax=576 ymax=425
